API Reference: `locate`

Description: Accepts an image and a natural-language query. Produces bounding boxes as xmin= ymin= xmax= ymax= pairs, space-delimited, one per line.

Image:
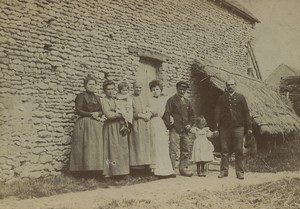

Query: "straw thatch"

xmin=191 ymin=60 xmax=300 ymax=136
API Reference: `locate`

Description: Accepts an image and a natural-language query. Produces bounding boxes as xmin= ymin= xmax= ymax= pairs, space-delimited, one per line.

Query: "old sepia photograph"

xmin=0 ymin=0 xmax=299 ymax=208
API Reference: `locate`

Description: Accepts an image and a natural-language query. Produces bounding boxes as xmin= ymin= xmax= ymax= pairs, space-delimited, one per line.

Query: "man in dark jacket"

xmin=214 ymin=79 xmax=252 ymax=180
xmin=163 ymin=81 xmax=195 ymax=177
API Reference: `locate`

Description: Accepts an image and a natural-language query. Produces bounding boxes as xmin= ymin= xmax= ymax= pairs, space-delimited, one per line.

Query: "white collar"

xmin=229 ymin=92 xmax=236 ymax=96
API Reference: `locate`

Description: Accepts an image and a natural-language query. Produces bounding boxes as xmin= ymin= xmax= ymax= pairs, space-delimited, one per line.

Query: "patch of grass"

xmin=244 ymin=145 xmax=300 ymax=173
xmin=0 ymin=174 xmax=158 ymax=200
xmin=98 ymin=174 xmax=159 ymax=187
xmin=0 ymin=175 xmax=106 ymax=200
xmin=98 ymin=199 xmax=158 ymax=209
xmin=98 ymin=177 xmax=300 ymax=209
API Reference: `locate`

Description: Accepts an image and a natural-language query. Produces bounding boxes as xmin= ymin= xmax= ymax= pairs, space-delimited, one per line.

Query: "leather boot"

xmin=179 ymin=158 xmax=193 ymax=177
xmin=218 ymin=172 xmax=228 ymax=178
xmin=236 ymin=173 xmax=244 ymax=180
xmin=179 ymin=168 xmax=193 ymax=177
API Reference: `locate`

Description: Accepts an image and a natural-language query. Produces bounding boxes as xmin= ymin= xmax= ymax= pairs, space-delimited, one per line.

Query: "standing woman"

xmin=148 ymin=80 xmax=175 ymax=178
xmin=102 ymin=80 xmax=130 ymax=177
xmin=70 ymin=75 xmax=106 ymax=176
xmin=129 ymin=81 xmax=155 ymax=172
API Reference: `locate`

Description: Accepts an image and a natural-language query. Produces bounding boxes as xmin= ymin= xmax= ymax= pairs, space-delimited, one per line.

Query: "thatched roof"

xmin=191 ymin=60 xmax=300 ymax=136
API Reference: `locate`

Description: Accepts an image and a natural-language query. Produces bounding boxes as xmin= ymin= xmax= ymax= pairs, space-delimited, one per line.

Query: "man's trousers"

xmin=219 ymin=126 xmax=244 ymax=176
xmin=169 ymin=128 xmax=190 ymax=172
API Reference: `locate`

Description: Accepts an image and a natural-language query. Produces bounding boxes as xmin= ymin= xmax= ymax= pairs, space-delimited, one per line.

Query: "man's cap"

xmin=176 ymin=81 xmax=189 ymax=88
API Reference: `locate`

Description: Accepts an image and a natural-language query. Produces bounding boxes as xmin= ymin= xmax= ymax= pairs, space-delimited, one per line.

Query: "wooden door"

xmin=136 ymin=59 xmax=158 ymax=99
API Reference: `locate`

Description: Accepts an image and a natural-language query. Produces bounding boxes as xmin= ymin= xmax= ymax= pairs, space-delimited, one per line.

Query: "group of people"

xmin=69 ymin=75 xmax=252 ymax=180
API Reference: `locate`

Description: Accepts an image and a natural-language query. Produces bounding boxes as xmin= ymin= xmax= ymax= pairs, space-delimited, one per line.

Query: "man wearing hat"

xmin=213 ymin=79 xmax=252 ymax=180
xmin=163 ymin=81 xmax=195 ymax=177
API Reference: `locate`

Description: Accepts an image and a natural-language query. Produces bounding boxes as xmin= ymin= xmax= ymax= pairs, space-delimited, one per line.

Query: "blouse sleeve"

xmin=125 ymin=97 xmax=133 ymax=123
xmin=75 ymin=94 xmax=92 ymax=117
xmin=101 ymin=98 xmax=121 ymax=120
xmin=206 ymin=128 xmax=213 ymax=139
xmin=133 ymin=98 xmax=142 ymax=119
xmin=96 ymin=96 xmax=104 ymax=117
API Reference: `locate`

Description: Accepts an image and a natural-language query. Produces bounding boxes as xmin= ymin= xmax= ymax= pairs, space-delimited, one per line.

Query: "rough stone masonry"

xmin=0 ymin=0 xmax=254 ymax=182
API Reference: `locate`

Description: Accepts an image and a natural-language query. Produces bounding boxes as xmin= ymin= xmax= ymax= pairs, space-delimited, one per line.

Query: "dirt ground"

xmin=0 ymin=168 xmax=299 ymax=209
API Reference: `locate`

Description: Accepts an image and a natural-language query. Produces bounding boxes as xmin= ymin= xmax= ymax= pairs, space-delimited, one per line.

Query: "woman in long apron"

xmin=70 ymin=75 xmax=105 ymax=177
xmin=102 ymin=80 xmax=130 ymax=177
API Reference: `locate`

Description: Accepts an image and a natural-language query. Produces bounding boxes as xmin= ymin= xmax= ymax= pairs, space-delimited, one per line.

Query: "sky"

xmin=238 ymin=0 xmax=300 ymax=79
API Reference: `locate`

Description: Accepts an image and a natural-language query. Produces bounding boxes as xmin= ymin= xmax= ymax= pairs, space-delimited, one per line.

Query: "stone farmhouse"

xmin=0 ymin=0 xmax=299 ymax=182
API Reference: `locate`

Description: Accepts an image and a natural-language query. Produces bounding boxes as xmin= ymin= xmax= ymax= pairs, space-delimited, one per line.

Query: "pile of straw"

xmin=175 ymin=177 xmax=300 ymax=209
xmin=98 ymin=177 xmax=300 ymax=209
xmin=189 ymin=178 xmax=300 ymax=209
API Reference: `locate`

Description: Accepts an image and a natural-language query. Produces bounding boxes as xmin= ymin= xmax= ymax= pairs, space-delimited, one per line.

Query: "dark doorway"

xmin=191 ymin=70 xmax=223 ymax=152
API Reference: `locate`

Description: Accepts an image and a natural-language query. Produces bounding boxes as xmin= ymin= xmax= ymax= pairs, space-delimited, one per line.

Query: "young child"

xmin=191 ymin=116 xmax=214 ymax=177
xmin=115 ymin=81 xmax=133 ymax=136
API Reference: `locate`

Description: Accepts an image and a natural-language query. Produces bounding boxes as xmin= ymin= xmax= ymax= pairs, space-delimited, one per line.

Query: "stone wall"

xmin=0 ymin=0 xmax=254 ymax=182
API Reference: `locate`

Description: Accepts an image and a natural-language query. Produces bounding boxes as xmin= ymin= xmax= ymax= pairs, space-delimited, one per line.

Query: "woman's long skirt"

xmin=129 ymin=118 xmax=155 ymax=167
xmin=70 ymin=117 xmax=104 ymax=171
xmin=103 ymin=119 xmax=129 ymax=176
xmin=151 ymin=117 xmax=173 ymax=176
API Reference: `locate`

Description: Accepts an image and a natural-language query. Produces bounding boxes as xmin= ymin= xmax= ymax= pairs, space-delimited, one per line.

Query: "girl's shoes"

xmin=197 ymin=171 xmax=206 ymax=177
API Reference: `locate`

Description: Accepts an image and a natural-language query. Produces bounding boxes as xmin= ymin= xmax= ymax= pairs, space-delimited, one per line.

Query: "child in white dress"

xmin=115 ymin=81 xmax=133 ymax=136
xmin=191 ymin=116 xmax=214 ymax=177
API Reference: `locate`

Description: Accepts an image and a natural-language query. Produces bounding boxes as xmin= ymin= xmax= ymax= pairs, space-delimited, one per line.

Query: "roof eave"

xmin=191 ymin=60 xmax=300 ymax=136
xmin=222 ymin=0 xmax=260 ymax=24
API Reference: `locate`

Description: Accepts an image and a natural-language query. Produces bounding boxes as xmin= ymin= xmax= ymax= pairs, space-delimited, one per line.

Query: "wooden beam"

xmin=246 ymin=42 xmax=262 ymax=80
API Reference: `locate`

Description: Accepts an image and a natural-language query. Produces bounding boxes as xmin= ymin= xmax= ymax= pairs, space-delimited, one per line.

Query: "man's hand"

xmin=213 ymin=130 xmax=219 ymax=137
xmin=247 ymin=130 xmax=253 ymax=135
xmin=144 ymin=112 xmax=152 ymax=122
xmin=185 ymin=125 xmax=191 ymax=132
xmin=100 ymin=115 xmax=107 ymax=123
xmin=138 ymin=113 xmax=146 ymax=120
xmin=190 ymin=127 xmax=197 ymax=134
xmin=91 ymin=112 xmax=99 ymax=119
xmin=170 ymin=116 xmax=174 ymax=125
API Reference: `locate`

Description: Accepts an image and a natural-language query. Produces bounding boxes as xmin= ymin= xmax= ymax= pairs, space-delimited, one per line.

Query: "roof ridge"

xmin=221 ymin=0 xmax=260 ymax=23
xmin=266 ymin=64 xmax=300 ymax=79
xmin=284 ymin=64 xmax=300 ymax=74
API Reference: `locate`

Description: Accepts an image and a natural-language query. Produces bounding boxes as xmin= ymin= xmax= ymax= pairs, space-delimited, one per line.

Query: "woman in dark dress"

xmin=69 ymin=75 xmax=106 ymax=176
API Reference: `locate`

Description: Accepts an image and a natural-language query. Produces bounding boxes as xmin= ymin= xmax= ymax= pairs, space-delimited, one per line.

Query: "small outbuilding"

xmin=191 ymin=60 xmax=300 ymax=150
xmin=265 ymin=64 xmax=300 ymax=90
